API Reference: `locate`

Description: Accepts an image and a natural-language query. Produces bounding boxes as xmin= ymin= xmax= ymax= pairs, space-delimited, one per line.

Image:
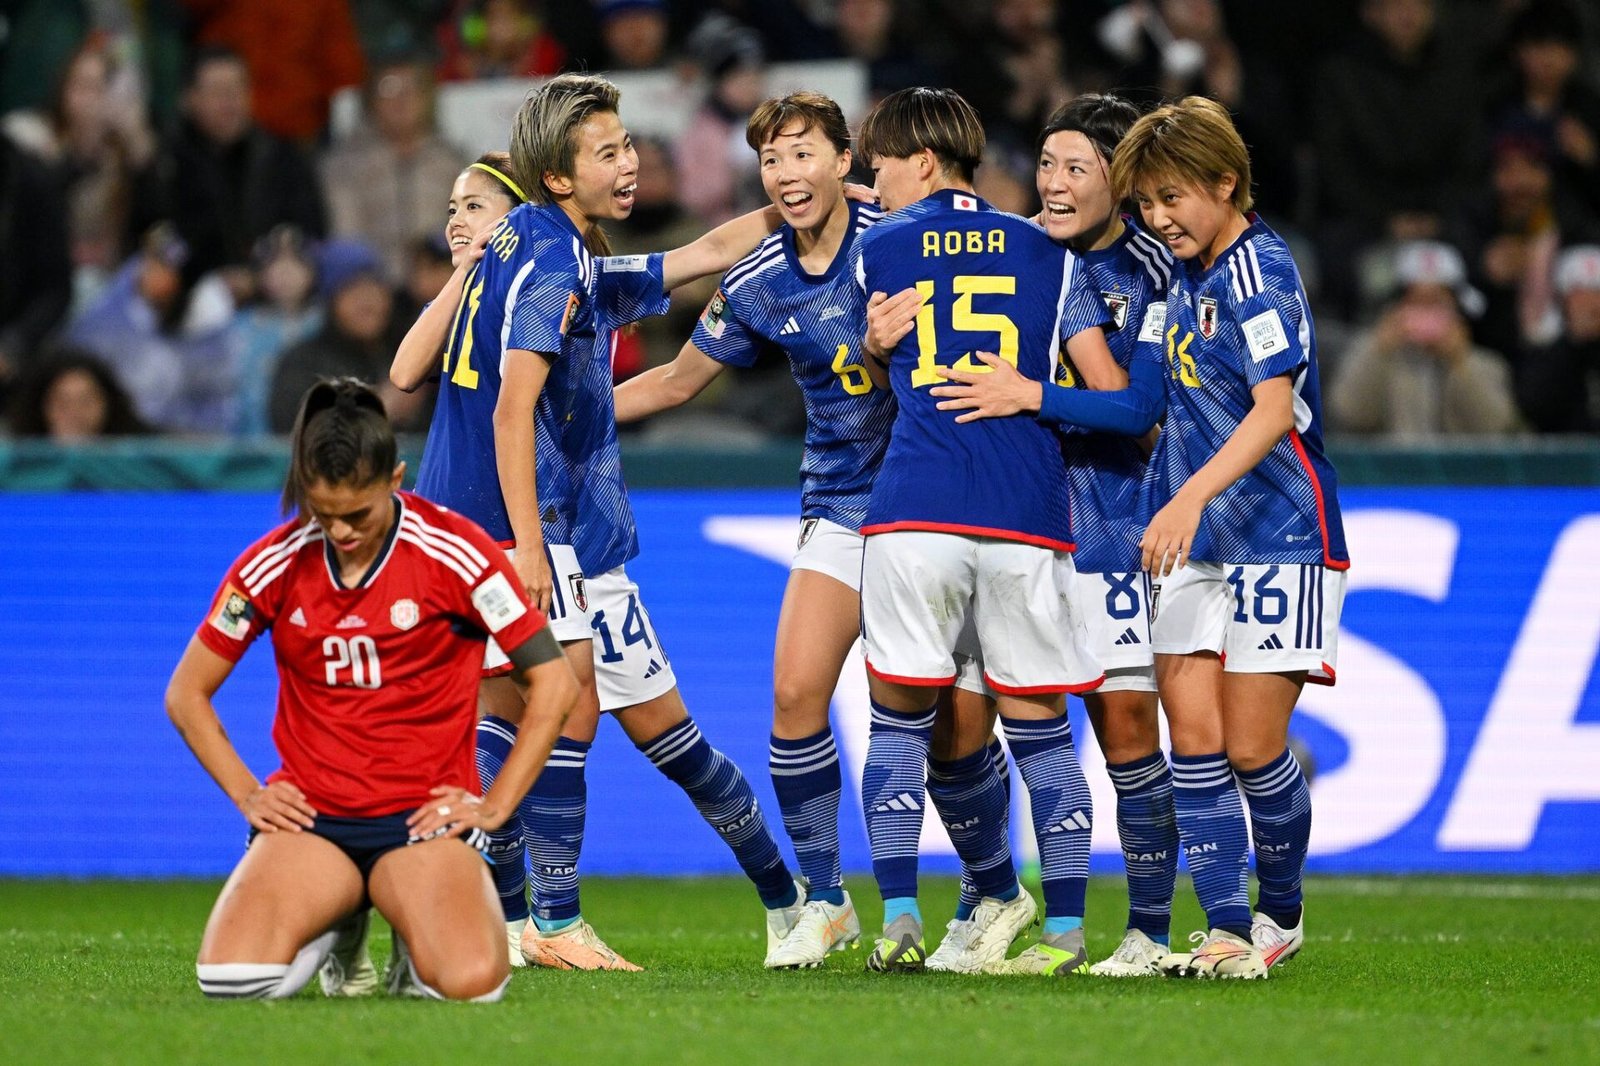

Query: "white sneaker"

xmin=928 ymin=892 xmax=1039 ymax=974
xmin=766 ymin=893 xmax=861 ymax=968
xmin=1252 ymin=910 xmax=1304 ymax=970
xmin=1158 ymin=929 xmax=1268 ymax=980
xmin=1089 ymin=928 xmax=1166 ymax=977
xmin=763 ymin=878 xmax=809 ymax=965
xmin=318 ymin=910 xmax=379 ymax=997
xmin=506 ymin=918 xmax=527 ymax=969
xmin=924 ymin=918 xmax=978 ymax=972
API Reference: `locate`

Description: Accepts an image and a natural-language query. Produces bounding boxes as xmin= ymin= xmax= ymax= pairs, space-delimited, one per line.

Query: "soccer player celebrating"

xmin=612 ymin=90 xmax=890 ymax=969
xmin=851 ymin=86 xmax=1115 ymax=973
xmin=408 ymin=74 xmax=802 ymax=971
xmin=165 ymin=379 xmax=577 ymax=1002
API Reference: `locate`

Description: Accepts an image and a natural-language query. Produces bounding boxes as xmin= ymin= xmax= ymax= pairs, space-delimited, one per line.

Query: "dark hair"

xmin=7 ymin=349 xmax=149 ymax=437
xmin=466 ymin=150 xmax=528 ymax=208
xmin=510 ymin=73 xmax=621 ymax=257
xmin=281 ymin=378 xmax=397 ymax=515
xmin=1037 ymin=93 xmax=1142 ymax=163
xmin=746 ymin=90 xmax=851 ymax=155
xmin=1507 ymin=0 xmax=1583 ymax=48
xmin=858 ymin=86 xmax=985 ymax=183
xmin=184 ymin=44 xmax=248 ymax=89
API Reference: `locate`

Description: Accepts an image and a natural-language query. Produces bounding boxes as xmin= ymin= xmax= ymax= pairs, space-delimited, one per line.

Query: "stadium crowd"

xmin=1 ymin=0 xmax=1599 ymax=442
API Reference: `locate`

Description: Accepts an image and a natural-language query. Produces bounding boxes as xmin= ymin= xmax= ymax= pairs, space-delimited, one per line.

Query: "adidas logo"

xmin=1043 ymin=809 xmax=1092 ymax=833
xmin=643 ymin=659 xmax=663 ymax=678
xmin=778 ymin=316 xmax=802 ymax=336
xmin=1113 ymin=626 xmax=1141 ymax=646
xmin=872 ymin=791 xmax=922 ymax=813
xmin=1258 ymin=633 xmax=1284 ymax=650
xmin=288 ymin=607 xmax=307 ymax=627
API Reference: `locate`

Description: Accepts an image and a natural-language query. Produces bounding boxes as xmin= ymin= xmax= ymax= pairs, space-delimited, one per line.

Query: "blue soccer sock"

xmin=1106 ymin=751 xmax=1178 ymax=943
xmin=642 ymin=718 xmax=795 ymax=909
xmin=955 ymin=737 xmax=1013 ymax=920
xmin=1237 ymin=748 xmax=1312 ymax=928
xmin=861 ymin=699 xmax=936 ymax=905
xmin=928 ymin=746 xmax=1017 ymax=905
xmin=1171 ymin=751 xmax=1252 ymax=939
xmin=521 ymin=736 xmax=589 ymax=929
xmin=475 ymin=716 xmax=529 ymax=923
xmin=1002 ymin=715 xmax=1092 ymax=924
xmin=769 ymin=727 xmax=845 ymax=906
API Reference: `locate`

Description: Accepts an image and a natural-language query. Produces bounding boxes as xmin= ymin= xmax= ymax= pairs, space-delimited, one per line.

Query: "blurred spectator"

xmin=596 ymin=0 xmax=670 ymax=70
xmin=232 ymin=226 xmax=324 ymax=436
xmin=1489 ymin=0 xmax=1600 ymax=232
xmin=1331 ymin=241 xmax=1521 ymax=438
xmin=947 ymin=0 xmax=1072 ymax=156
xmin=0 ymin=132 xmax=73 ymax=402
xmin=2 ymin=40 xmax=156 ymax=299
xmin=131 ymin=46 xmax=327 ymax=294
xmin=267 ymin=240 xmax=424 ymax=433
xmin=1517 ymin=244 xmax=1600 ymax=431
xmin=66 ymin=224 xmax=237 ymax=433
xmin=832 ymin=0 xmax=941 ymax=103
xmin=1098 ymin=0 xmax=1243 ymax=107
xmin=0 ymin=0 xmax=89 ymax=115
xmin=704 ymin=0 xmax=835 ymax=62
xmin=6 ymin=349 xmax=150 ymax=440
xmin=182 ymin=0 xmax=365 ymax=143
xmin=400 ymin=232 xmax=457 ymax=325
xmin=322 ymin=56 xmax=466 ymax=283
xmin=1315 ymin=0 xmax=1485 ymax=317
xmin=674 ymin=15 xmax=768 ymax=227
xmin=437 ymin=0 xmax=566 ymax=81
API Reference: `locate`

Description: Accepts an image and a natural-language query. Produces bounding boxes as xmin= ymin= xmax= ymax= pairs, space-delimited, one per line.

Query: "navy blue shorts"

xmin=248 ymin=811 xmax=491 ymax=881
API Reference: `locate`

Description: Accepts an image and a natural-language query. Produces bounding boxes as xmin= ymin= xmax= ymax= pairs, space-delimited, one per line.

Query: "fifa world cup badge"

xmin=1198 ymin=297 xmax=1219 ymax=340
xmin=701 ymin=290 xmax=729 ymax=340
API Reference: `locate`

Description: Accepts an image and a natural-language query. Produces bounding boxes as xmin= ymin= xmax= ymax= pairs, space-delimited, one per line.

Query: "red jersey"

xmin=196 ymin=491 xmax=548 ymax=817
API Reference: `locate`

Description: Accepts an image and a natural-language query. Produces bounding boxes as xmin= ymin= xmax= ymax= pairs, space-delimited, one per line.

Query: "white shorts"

xmin=1067 ymin=568 xmax=1157 ymax=693
xmin=791 ymin=517 xmax=864 ymax=591
xmin=1151 ymin=561 xmax=1346 ymax=684
xmin=484 ymin=544 xmax=592 ymax=674
xmin=862 ymin=530 xmax=1102 ymax=696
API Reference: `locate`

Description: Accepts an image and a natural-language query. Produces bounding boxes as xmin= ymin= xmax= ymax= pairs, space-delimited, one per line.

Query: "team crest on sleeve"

xmin=471 ymin=572 xmax=528 ymax=634
xmin=1197 ymin=297 xmax=1219 ymax=340
xmin=798 ymin=517 xmax=819 ymax=549
xmin=701 ymin=290 xmax=729 ymax=339
xmin=1101 ymin=291 xmax=1130 ymax=330
xmin=209 ymin=584 xmax=254 ymax=641
xmin=558 ymin=291 xmax=582 ymax=336
xmin=390 ymin=598 xmax=419 ymax=631
xmin=569 ymin=573 xmax=588 ymax=612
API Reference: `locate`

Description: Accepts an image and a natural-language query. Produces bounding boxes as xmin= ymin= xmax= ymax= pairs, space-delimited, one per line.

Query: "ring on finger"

xmin=438 ymin=805 xmax=452 ymax=818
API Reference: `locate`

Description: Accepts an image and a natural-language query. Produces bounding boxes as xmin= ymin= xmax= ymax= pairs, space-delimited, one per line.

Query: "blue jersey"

xmin=414 ymin=203 xmax=668 ymax=575
xmin=1057 ymin=219 xmax=1173 ymax=573
xmin=1142 ymin=217 xmax=1348 ymax=568
xmin=692 ymin=201 xmax=894 ymax=531
xmin=856 ymin=189 xmax=1110 ymax=549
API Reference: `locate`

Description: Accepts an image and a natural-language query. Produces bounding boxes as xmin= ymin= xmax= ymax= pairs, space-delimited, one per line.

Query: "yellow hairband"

xmin=470 ymin=162 xmax=529 ymax=204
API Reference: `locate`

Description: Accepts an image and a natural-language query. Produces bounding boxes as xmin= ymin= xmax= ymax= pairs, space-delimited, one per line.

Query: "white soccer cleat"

xmin=766 ymin=893 xmax=861 ymax=969
xmin=763 ymin=878 xmax=810 ymax=965
xmin=506 ymin=918 xmax=528 ymax=969
xmin=924 ymin=918 xmax=978 ymax=972
xmin=318 ymin=910 xmax=380 ymax=997
xmin=1158 ymin=929 xmax=1268 ymax=980
xmin=1089 ymin=928 xmax=1167 ymax=977
xmin=928 ymin=891 xmax=1039 ymax=974
xmin=520 ymin=919 xmax=643 ymax=971
xmin=1252 ymin=910 xmax=1304 ymax=970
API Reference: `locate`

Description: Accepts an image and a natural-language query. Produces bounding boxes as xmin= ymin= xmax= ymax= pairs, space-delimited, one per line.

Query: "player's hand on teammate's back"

xmin=514 ymin=549 xmax=553 ymax=613
xmin=864 ymin=288 xmax=922 ymax=361
xmin=1140 ymin=494 xmax=1205 ymax=577
xmin=842 ymin=182 xmax=879 ymax=204
xmin=406 ymin=786 xmax=493 ymax=841
xmin=932 ymin=351 xmax=1045 ymax=422
xmin=238 ymin=780 xmax=317 ymax=833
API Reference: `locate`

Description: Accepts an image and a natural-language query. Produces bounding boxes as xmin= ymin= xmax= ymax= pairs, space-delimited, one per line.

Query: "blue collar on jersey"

xmin=923 ymin=187 xmax=988 ymax=212
xmin=1182 ymin=211 xmax=1269 ymax=280
xmin=782 ymin=198 xmax=866 ymax=285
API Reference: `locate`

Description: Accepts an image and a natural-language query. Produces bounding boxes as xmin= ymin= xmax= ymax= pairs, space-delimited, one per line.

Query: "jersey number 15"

xmin=908 ymin=275 xmax=1020 ymax=388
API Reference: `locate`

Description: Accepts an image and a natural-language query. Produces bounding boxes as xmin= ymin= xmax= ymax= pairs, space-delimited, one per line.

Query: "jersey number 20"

xmin=324 ymin=635 xmax=382 ymax=688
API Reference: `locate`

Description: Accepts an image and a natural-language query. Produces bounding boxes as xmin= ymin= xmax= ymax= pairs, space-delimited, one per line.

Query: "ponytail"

xmin=281 ymin=378 xmax=398 ymax=516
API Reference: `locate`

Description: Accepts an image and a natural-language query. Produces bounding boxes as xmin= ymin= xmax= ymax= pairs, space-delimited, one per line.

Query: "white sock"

xmin=196 ymin=929 xmax=339 ymax=1000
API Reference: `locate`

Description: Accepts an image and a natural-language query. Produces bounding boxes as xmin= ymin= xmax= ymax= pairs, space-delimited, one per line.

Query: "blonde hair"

xmin=746 ymin=91 xmax=851 ymax=155
xmin=857 ymin=86 xmax=985 ymax=183
xmin=1109 ymin=96 xmax=1254 ymax=213
xmin=510 ymin=73 xmax=621 ymax=256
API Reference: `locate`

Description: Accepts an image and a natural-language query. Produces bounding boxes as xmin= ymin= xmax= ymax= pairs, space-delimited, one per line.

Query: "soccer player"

xmin=882 ymin=95 xmax=1182 ymax=976
xmin=410 ymin=74 xmax=801 ymax=971
xmin=165 ymin=378 xmax=577 ymax=1002
xmin=851 ymin=86 xmax=1114 ymax=973
xmin=613 ymin=90 xmax=889 ymax=969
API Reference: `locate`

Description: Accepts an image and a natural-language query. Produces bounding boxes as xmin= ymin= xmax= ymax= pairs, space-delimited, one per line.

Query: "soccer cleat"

xmin=506 ymin=919 xmax=528 ymax=969
xmin=865 ymin=913 xmax=926 ymax=973
xmin=385 ymin=932 xmax=424 ymax=997
xmin=1252 ymin=910 xmax=1304 ymax=970
xmin=763 ymin=878 xmax=810 ymax=966
xmin=318 ymin=910 xmax=380 ymax=997
xmin=1088 ymin=928 xmax=1166 ymax=977
xmin=766 ymin=893 xmax=861 ymax=969
xmin=520 ymin=919 xmax=643 ymax=972
xmin=991 ymin=930 xmax=1089 ymax=976
xmin=927 ymin=892 xmax=1038 ymax=973
xmin=1158 ymin=929 xmax=1268 ymax=980
xmin=924 ymin=918 xmax=977 ymax=973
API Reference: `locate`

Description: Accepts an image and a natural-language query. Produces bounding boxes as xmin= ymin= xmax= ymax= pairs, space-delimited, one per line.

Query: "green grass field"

xmin=2 ymin=875 xmax=1597 ymax=1065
